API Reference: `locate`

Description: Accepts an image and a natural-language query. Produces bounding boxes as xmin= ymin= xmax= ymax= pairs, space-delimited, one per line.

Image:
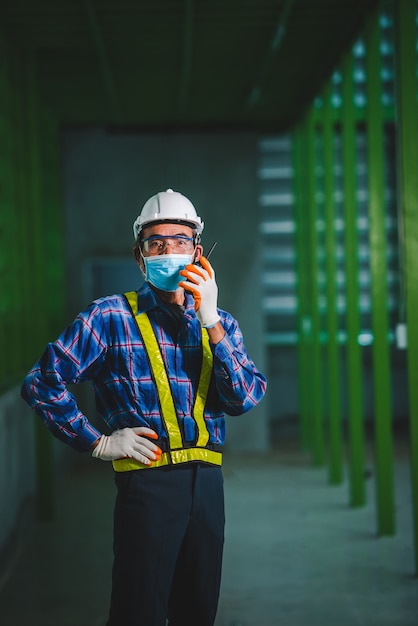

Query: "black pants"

xmin=107 ymin=463 xmax=225 ymax=626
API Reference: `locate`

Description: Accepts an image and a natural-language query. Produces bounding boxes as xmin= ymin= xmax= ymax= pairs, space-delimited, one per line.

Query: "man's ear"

xmin=133 ymin=245 xmax=144 ymax=272
xmin=194 ymin=244 xmax=203 ymax=263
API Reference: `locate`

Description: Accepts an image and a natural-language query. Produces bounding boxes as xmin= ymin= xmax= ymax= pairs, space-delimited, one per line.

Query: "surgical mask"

xmin=143 ymin=254 xmax=193 ymax=292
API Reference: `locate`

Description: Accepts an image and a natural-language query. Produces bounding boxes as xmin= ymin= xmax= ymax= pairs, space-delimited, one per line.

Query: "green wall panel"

xmin=322 ymin=82 xmax=343 ymax=485
xmin=341 ymin=50 xmax=366 ymax=508
xmin=365 ymin=11 xmax=395 ymax=536
xmin=394 ymin=0 xmax=418 ymax=576
xmin=0 ymin=36 xmax=66 ymax=520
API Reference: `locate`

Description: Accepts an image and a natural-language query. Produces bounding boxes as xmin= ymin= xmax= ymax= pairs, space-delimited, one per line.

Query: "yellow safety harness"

xmin=112 ymin=291 xmax=222 ymax=471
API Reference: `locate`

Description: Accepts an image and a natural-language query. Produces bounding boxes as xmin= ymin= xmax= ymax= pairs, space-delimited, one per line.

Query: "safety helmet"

xmin=133 ymin=189 xmax=204 ymax=240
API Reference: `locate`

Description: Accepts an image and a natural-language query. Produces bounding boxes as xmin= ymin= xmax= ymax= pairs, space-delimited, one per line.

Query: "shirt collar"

xmin=135 ymin=282 xmax=196 ymax=316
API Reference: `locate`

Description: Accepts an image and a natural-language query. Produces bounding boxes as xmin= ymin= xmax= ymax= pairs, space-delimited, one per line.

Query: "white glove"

xmin=92 ymin=427 xmax=162 ymax=465
xmin=179 ymin=256 xmax=221 ymax=328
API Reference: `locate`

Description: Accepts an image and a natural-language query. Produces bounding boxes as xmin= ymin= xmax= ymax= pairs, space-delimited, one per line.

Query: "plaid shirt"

xmin=21 ymin=283 xmax=267 ymax=453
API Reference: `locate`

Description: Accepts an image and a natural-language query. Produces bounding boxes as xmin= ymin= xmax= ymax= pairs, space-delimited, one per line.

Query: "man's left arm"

xmin=209 ymin=316 xmax=267 ymax=415
xmin=179 ymin=256 xmax=267 ymax=414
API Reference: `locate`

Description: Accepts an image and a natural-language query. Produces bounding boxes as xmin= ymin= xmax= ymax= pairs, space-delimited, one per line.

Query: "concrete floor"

xmin=0 ymin=440 xmax=417 ymax=626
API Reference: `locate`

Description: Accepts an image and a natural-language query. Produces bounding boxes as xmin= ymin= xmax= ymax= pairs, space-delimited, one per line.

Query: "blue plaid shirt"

xmin=21 ymin=283 xmax=267 ymax=453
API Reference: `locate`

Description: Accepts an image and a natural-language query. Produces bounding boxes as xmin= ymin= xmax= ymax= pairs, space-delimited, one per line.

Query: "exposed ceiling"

xmin=0 ymin=0 xmax=379 ymax=132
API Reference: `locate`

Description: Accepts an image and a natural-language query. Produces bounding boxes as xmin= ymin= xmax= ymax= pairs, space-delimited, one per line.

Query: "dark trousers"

xmin=106 ymin=463 xmax=225 ymax=626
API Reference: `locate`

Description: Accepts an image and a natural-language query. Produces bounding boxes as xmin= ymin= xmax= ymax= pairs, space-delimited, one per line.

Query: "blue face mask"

xmin=144 ymin=254 xmax=193 ymax=292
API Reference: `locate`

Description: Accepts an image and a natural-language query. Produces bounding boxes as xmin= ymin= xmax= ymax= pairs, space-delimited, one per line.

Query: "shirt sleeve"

xmin=211 ymin=313 xmax=267 ymax=416
xmin=21 ymin=302 xmax=107 ymax=452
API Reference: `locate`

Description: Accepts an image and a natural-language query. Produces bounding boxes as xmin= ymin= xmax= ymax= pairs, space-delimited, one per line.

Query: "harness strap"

xmin=135 ymin=311 xmax=183 ymax=449
xmin=113 ymin=448 xmax=222 ymax=472
xmin=194 ymin=329 xmax=212 ymax=447
xmin=113 ymin=291 xmax=218 ymax=471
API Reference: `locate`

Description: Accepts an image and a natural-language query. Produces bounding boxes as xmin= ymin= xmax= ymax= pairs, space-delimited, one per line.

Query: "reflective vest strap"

xmin=124 ymin=290 xmax=138 ymax=316
xmin=113 ymin=447 xmax=222 ymax=472
xmin=136 ymin=313 xmax=184 ymax=450
xmin=124 ymin=291 xmax=183 ymax=450
xmin=194 ymin=330 xmax=212 ymax=447
xmin=123 ymin=290 xmax=212 ymax=453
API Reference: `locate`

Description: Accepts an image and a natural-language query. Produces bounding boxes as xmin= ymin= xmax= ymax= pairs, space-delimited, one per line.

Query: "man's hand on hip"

xmin=92 ymin=427 xmax=162 ymax=465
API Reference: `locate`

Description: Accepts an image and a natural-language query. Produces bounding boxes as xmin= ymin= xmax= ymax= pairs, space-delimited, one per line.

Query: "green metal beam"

xmin=84 ymin=0 xmax=123 ymax=124
xmin=323 ymin=82 xmax=343 ymax=485
xmin=13 ymin=50 xmax=36 ymax=372
xmin=0 ymin=45 xmax=13 ymax=388
xmin=293 ymin=124 xmax=311 ymax=450
xmin=306 ymin=110 xmax=325 ymax=466
xmin=26 ymin=51 xmax=54 ymax=522
xmin=342 ymin=51 xmax=366 ymax=507
xmin=365 ymin=10 xmax=395 ymax=536
xmin=42 ymin=113 xmax=66 ymax=337
xmin=394 ymin=0 xmax=418 ymax=575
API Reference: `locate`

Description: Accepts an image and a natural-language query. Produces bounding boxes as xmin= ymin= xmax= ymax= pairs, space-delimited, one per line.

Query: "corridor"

xmin=0 ymin=439 xmax=417 ymax=626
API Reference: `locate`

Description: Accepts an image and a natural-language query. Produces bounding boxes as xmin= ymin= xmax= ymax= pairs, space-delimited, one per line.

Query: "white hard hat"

xmin=133 ymin=189 xmax=204 ymax=239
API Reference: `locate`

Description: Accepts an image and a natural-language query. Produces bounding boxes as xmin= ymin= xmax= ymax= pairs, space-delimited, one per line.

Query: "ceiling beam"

xmin=84 ymin=0 xmax=123 ymax=124
xmin=244 ymin=0 xmax=296 ymax=114
xmin=177 ymin=0 xmax=194 ymax=121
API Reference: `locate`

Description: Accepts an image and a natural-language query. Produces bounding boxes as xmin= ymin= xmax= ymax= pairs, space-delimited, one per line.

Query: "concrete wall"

xmin=61 ymin=129 xmax=269 ymax=452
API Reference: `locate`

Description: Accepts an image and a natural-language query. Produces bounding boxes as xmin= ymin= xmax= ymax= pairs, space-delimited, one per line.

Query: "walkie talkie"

xmin=195 ymin=241 xmax=217 ymax=268
xmin=206 ymin=242 xmax=217 ymax=260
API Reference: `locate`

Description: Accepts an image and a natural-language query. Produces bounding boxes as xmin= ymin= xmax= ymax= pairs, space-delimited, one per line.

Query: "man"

xmin=21 ymin=188 xmax=267 ymax=626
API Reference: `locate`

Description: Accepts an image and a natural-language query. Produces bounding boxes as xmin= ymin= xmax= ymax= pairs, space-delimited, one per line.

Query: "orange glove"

xmin=179 ymin=256 xmax=221 ymax=328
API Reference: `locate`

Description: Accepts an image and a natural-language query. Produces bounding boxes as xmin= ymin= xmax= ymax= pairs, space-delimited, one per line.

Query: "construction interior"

xmin=0 ymin=0 xmax=418 ymax=624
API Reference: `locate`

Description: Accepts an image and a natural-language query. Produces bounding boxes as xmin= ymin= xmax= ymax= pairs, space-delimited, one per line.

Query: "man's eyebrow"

xmin=156 ymin=232 xmax=193 ymax=237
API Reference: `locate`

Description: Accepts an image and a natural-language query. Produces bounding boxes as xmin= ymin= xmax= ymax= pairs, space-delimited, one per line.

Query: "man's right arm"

xmin=21 ymin=302 xmax=162 ymax=465
xmin=21 ymin=303 xmax=106 ymax=452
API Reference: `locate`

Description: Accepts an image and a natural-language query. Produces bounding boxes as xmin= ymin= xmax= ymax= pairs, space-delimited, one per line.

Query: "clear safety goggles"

xmin=141 ymin=234 xmax=195 ymax=255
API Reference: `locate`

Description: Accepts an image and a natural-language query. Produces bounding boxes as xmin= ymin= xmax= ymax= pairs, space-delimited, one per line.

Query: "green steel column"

xmin=306 ymin=110 xmax=325 ymax=466
xmin=12 ymin=51 xmax=33 ymax=371
xmin=42 ymin=112 xmax=66 ymax=336
xmin=0 ymin=42 xmax=11 ymax=389
xmin=25 ymin=51 xmax=54 ymax=521
xmin=293 ymin=124 xmax=311 ymax=450
xmin=394 ymin=0 xmax=418 ymax=574
xmin=365 ymin=13 xmax=395 ymax=535
xmin=3 ymin=44 xmax=24 ymax=385
xmin=342 ymin=51 xmax=366 ymax=507
xmin=323 ymin=84 xmax=343 ymax=484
